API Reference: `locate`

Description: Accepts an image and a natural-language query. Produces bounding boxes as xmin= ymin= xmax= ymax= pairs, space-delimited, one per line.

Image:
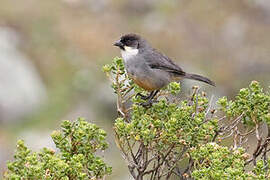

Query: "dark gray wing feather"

xmin=144 ymin=49 xmax=186 ymax=76
xmin=144 ymin=49 xmax=216 ymax=86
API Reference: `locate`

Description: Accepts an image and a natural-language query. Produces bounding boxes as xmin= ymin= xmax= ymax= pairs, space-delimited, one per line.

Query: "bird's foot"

xmin=140 ymin=99 xmax=158 ymax=107
xmin=136 ymin=93 xmax=150 ymax=100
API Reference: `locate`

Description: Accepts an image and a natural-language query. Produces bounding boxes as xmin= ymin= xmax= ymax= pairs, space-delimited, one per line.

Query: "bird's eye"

xmin=126 ymin=39 xmax=132 ymax=45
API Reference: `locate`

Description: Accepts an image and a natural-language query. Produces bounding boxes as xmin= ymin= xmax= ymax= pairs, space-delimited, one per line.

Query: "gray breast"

xmin=124 ymin=56 xmax=171 ymax=90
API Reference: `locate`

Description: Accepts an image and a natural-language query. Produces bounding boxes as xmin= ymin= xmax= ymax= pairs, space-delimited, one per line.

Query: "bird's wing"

xmin=144 ymin=49 xmax=186 ymax=76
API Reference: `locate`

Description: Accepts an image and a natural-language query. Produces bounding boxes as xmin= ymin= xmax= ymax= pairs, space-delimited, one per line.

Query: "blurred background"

xmin=0 ymin=0 xmax=270 ymax=179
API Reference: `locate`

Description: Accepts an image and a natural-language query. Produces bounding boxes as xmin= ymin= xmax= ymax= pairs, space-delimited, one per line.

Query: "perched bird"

xmin=114 ymin=33 xmax=215 ymax=106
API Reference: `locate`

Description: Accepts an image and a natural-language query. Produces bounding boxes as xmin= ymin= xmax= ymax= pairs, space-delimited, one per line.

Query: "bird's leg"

xmin=136 ymin=91 xmax=156 ymax=100
xmin=149 ymin=90 xmax=159 ymax=100
xmin=136 ymin=93 xmax=149 ymax=100
xmin=141 ymin=90 xmax=159 ymax=107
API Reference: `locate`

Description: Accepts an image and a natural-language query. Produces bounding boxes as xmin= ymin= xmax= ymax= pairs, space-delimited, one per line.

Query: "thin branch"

xmin=183 ymin=156 xmax=194 ymax=175
xmin=126 ymin=137 xmax=138 ymax=165
xmin=143 ymin=144 xmax=176 ymax=176
xmin=205 ymin=95 xmax=214 ymax=116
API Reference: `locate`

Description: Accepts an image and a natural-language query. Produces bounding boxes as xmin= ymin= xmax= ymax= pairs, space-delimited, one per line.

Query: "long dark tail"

xmin=184 ymin=73 xmax=216 ymax=86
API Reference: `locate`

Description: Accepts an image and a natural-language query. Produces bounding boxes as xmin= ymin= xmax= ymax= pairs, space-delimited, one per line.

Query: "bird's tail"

xmin=184 ymin=73 xmax=216 ymax=86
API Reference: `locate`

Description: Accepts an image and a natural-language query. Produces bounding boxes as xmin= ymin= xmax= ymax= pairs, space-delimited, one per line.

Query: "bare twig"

xmin=205 ymin=95 xmax=214 ymax=116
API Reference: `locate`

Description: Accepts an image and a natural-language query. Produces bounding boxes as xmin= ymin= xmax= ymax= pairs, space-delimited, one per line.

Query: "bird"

xmin=113 ymin=33 xmax=215 ymax=106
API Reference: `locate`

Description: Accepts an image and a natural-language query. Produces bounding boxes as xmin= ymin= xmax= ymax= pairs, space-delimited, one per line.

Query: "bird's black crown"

xmin=120 ymin=34 xmax=141 ymax=48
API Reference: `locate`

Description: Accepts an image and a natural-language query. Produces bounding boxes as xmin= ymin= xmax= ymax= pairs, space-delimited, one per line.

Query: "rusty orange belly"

xmin=131 ymin=76 xmax=158 ymax=91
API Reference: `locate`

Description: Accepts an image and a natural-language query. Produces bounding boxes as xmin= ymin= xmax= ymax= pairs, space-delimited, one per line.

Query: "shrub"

xmin=4 ymin=57 xmax=270 ymax=180
xmin=4 ymin=118 xmax=112 ymax=179
xmin=104 ymin=57 xmax=270 ymax=179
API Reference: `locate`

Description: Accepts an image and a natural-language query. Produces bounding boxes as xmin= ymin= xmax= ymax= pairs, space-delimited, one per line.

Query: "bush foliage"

xmin=4 ymin=118 xmax=112 ymax=179
xmin=104 ymin=57 xmax=270 ymax=179
xmin=4 ymin=57 xmax=270 ymax=180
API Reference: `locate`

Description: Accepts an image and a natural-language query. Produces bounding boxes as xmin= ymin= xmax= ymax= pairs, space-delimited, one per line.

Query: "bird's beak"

xmin=113 ymin=40 xmax=124 ymax=49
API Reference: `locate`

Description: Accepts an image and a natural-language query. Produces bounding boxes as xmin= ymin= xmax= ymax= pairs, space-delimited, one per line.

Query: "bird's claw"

xmin=136 ymin=93 xmax=149 ymax=100
xmin=140 ymin=99 xmax=158 ymax=107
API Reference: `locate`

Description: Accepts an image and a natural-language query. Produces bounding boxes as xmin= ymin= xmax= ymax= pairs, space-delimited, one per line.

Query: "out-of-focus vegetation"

xmin=1 ymin=0 xmax=270 ymax=179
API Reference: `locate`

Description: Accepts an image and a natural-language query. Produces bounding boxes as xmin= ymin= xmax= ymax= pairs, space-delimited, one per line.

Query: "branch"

xmin=143 ymin=144 xmax=176 ymax=176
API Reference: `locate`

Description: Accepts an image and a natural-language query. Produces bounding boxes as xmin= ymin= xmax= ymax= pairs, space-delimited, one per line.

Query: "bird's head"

xmin=114 ymin=33 xmax=151 ymax=60
xmin=114 ymin=33 xmax=148 ymax=51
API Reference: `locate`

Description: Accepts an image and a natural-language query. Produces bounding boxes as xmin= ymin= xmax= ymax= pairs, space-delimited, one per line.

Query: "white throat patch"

xmin=121 ymin=46 xmax=138 ymax=61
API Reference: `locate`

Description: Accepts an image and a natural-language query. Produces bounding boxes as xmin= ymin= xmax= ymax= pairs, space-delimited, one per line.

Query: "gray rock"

xmin=0 ymin=27 xmax=47 ymax=123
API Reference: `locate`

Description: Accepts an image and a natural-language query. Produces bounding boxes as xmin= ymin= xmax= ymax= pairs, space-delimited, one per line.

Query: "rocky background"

xmin=0 ymin=0 xmax=270 ymax=179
